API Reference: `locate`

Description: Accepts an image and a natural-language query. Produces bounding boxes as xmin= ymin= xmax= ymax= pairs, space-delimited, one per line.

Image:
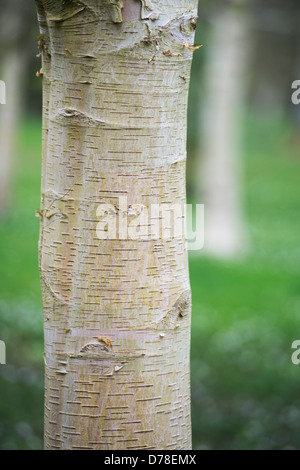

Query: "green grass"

xmin=0 ymin=115 xmax=300 ymax=449
xmin=0 ymin=120 xmax=43 ymax=449
xmin=190 ymin=115 xmax=300 ymax=450
xmin=0 ymin=121 xmax=42 ymax=301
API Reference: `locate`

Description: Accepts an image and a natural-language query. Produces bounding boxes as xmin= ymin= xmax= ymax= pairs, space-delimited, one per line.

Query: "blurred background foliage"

xmin=1 ymin=0 xmax=300 ymax=450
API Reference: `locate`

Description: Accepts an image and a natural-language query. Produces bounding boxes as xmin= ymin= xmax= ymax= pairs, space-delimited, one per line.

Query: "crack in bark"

xmin=53 ymin=108 xmax=107 ymax=127
xmin=140 ymin=0 xmax=160 ymax=20
xmin=153 ymin=290 xmax=191 ymax=330
xmin=41 ymin=0 xmax=88 ymax=23
xmin=41 ymin=272 xmax=69 ymax=306
xmin=143 ymin=12 xmax=198 ymax=61
xmin=76 ymin=342 xmax=146 ymax=361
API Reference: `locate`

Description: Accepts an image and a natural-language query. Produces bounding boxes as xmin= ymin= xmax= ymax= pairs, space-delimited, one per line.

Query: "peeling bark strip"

xmin=36 ymin=0 xmax=198 ymax=451
xmin=109 ymin=0 xmax=124 ymax=23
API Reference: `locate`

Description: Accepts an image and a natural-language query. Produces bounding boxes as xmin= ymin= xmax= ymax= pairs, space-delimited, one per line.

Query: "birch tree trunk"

xmin=36 ymin=0 xmax=198 ymax=450
xmin=198 ymin=0 xmax=249 ymax=258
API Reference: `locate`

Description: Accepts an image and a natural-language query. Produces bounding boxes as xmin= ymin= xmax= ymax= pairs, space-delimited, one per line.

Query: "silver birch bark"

xmin=36 ymin=0 xmax=198 ymax=450
xmin=198 ymin=1 xmax=249 ymax=258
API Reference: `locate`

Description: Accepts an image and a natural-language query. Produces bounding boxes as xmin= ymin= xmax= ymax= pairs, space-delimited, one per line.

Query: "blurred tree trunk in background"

xmin=36 ymin=0 xmax=197 ymax=450
xmin=292 ymin=14 xmax=300 ymax=136
xmin=0 ymin=51 xmax=26 ymax=215
xmin=250 ymin=0 xmax=298 ymax=115
xmin=0 ymin=1 xmax=33 ymax=215
xmin=198 ymin=0 xmax=250 ymax=258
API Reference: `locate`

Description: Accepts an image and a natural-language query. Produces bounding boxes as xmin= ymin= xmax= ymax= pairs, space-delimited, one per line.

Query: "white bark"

xmin=36 ymin=0 xmax=197 ymax=450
